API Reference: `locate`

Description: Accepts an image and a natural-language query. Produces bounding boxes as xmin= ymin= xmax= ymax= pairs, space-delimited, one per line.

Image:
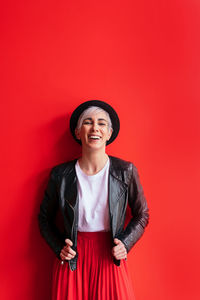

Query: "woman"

xmin=38 ymin=100 xmax=149 ymax=300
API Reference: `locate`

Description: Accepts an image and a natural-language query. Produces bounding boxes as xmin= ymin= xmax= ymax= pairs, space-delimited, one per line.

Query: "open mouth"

xmin=88 ymin=135 xmax=101 ymax=140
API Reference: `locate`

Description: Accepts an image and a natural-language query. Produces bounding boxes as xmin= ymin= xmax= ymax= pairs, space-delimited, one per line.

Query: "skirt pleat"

xmin=52 ymin=231 xmax=136 ymax=300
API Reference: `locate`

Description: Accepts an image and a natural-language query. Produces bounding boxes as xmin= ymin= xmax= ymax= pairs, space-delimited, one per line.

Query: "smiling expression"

xmin=75 ymin=111 xmax=113 ymax=150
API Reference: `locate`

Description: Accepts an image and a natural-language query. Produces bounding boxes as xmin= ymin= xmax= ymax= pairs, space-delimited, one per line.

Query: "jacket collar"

xmin=66 ymin=155 xmax=124 ymax=179
xmin=61 ymin=155 xmax=128 ymax=208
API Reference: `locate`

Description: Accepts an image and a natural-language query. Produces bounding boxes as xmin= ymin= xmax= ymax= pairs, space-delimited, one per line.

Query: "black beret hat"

xmin=69 ymin=100 xmax=120 ymax=145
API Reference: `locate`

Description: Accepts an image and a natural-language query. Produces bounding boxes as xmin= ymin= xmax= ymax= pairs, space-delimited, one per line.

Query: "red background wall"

xmin=1 ymin=1 xmax=200 ymax=299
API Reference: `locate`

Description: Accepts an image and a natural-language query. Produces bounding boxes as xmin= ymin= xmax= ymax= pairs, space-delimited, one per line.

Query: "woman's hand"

xmin=112 ymin=238 xmax=127 ymax=260
xmin=60 ymin=239 xmax=76 ymax=261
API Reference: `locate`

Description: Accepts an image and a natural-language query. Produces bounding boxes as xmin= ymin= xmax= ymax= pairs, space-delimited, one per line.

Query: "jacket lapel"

xmin=108 ymin=156 xmax=128 ymax=225
xmin=60 ymin=159 xmax=78 ymax=208
xmin=61 ymin=156 xmax=128 ymax=213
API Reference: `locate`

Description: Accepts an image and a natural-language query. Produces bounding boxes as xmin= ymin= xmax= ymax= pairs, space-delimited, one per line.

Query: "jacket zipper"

xmin=67 ymin=202 xmax=75 ymax=271
xmin=108 ymin=173 xmax=113 ymax=239
xmin=68 ymin=202 xmax=75 ymax=242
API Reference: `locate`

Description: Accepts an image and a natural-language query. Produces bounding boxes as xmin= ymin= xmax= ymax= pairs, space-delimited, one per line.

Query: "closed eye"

xmin=83 ymin=121 xmax=106 ymax=126
xmin=83 ymin=121 xmax=92 ymax=125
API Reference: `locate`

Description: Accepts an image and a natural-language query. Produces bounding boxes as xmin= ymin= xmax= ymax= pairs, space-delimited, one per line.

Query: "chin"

xmin=86 ymin=143 xmax=105 ymax=150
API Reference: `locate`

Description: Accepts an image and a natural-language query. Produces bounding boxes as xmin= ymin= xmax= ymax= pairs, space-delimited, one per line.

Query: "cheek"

xmin=107 ymin=128 xmax=112 ymax=136
xmin=105 ymin=131 xmax=111 ymax=139
xmin=102 ymin=128 xmax=109 ymax=134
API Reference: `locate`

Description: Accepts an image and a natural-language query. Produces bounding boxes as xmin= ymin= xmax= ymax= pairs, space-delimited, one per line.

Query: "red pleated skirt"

xmin=52 ymin=231 xmax=136 ymax=300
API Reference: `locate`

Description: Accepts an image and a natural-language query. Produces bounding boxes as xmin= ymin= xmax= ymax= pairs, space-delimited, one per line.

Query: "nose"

xmin=91 ymin=121 xmax=99 ymax=132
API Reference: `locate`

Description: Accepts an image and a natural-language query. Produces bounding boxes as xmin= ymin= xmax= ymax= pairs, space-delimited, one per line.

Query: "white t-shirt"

xmin=75 ymin=158 xmax=110 ymax=232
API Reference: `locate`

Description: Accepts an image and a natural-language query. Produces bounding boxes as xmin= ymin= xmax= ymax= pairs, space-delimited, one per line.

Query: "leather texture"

xmin=38 ymin=155 xmax=149 ymax=271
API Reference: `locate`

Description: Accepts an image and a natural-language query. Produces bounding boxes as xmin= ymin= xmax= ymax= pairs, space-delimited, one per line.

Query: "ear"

xmin=75 ymin=128 xmax=80 ymax=140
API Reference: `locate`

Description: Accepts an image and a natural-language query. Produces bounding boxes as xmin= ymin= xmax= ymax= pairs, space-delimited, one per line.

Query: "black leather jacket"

xmin=38 ymin=155 xmax=149 ymax=271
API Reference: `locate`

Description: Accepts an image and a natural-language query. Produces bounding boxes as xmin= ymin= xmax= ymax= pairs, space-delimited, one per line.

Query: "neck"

xmin=78 ymin=148 xmax=109 ymax=175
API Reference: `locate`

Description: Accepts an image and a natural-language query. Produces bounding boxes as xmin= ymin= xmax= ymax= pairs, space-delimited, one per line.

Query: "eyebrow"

xmin=83 ymin=118 xmax=108 ymax=122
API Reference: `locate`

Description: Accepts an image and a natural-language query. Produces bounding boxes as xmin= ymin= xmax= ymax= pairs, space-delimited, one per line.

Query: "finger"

xmin=112 ymin=246 xmax=127 ymax=256
xmin=112 ymin=243 xmax=127 ymax=253
xmin=115 ymin=254 xmax=127 ymax=260
xmin=113 ymin=243 xmax=124 ymax=252
xmin=60 ymin=252 xmax=75 ymax=260
xmin=113 ymin=241 xmax=126 ymax=252
xmin=61 ymin=248 xmax=76 ymax=257
xmin=65 ymin=253 xmax=74 ymax=260
xmin=68 ymin=248 xmax=76 ymax=256
xmin=65 ymin=239 xmax=73 ymax=246
xmin=61 ymin=254 xmax=72 ymax=261
xmin=113 ymin=249 xmax=127 ymax=258
xmin=114 ymin=247 xmax=126 ymax=254
xmin=114 ymin=238 xmax=121 ymax=245
xmin=61 ymin=249 xmax=69 ymax=256
xmin=60 ymin=252 xmax=69 ymax=260
xmin=113 ymin=251 xmax=127 ymax=260
xmin=64 ymin=246 xmax=76 ymax=256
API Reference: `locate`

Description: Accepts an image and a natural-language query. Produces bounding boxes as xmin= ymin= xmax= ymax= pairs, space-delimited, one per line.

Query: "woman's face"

xmin=75 ymin=111 xmax=113 ymax=150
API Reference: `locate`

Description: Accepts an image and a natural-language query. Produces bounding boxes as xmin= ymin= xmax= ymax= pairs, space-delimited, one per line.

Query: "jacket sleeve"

xmin=38 ymin=167 xmax=65 ymax=259
xmin=117 ymin=163 xmax=149 ymax=253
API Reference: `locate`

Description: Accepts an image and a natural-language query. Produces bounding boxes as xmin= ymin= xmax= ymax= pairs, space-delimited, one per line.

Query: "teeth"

xmin=89 ymin=136 xmax=100 ymax=139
